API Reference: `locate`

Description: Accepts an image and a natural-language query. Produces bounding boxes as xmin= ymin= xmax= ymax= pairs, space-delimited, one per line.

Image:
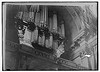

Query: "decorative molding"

xmin=70 ymin=36 xmax=97 ymax=62
xmin=6 ymin=40 xmax=88 ymax=70
xmin=70 ymin=34 xmax=97 ymax=60
xmin=88 ymin=35 xmax=97 ymax=47
xmin=73 ymin=30 xmax=85 ymax=42
xmin=70 ymin=41 xmax=88 ymax=60
xmin=6 ymin=40 xmax=21 ymax=52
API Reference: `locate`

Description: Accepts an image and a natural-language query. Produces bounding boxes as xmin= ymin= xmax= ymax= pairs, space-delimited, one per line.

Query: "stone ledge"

xmin=6 ymin=40 xmax=88 ymax=70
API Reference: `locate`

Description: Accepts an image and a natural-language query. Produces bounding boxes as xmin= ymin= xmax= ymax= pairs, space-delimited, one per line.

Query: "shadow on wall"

xmin=6 ymin=5 xmax=19 ymax=43
xmin=4 ymin=5 xmax=20 ymax=70
xmin=56 ymin=7 xmax=73 ymax=60
xmin=60 ymin=18 xmax=73 ymax=60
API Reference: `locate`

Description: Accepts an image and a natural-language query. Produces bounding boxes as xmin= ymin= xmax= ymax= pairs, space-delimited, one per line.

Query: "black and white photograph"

xmin=2 ymin=1 xmax=98 ymax=71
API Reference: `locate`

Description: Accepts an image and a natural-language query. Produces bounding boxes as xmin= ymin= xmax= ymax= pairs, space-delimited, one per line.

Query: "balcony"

xmin=4 ymin=40 xmax=88 ymax=70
